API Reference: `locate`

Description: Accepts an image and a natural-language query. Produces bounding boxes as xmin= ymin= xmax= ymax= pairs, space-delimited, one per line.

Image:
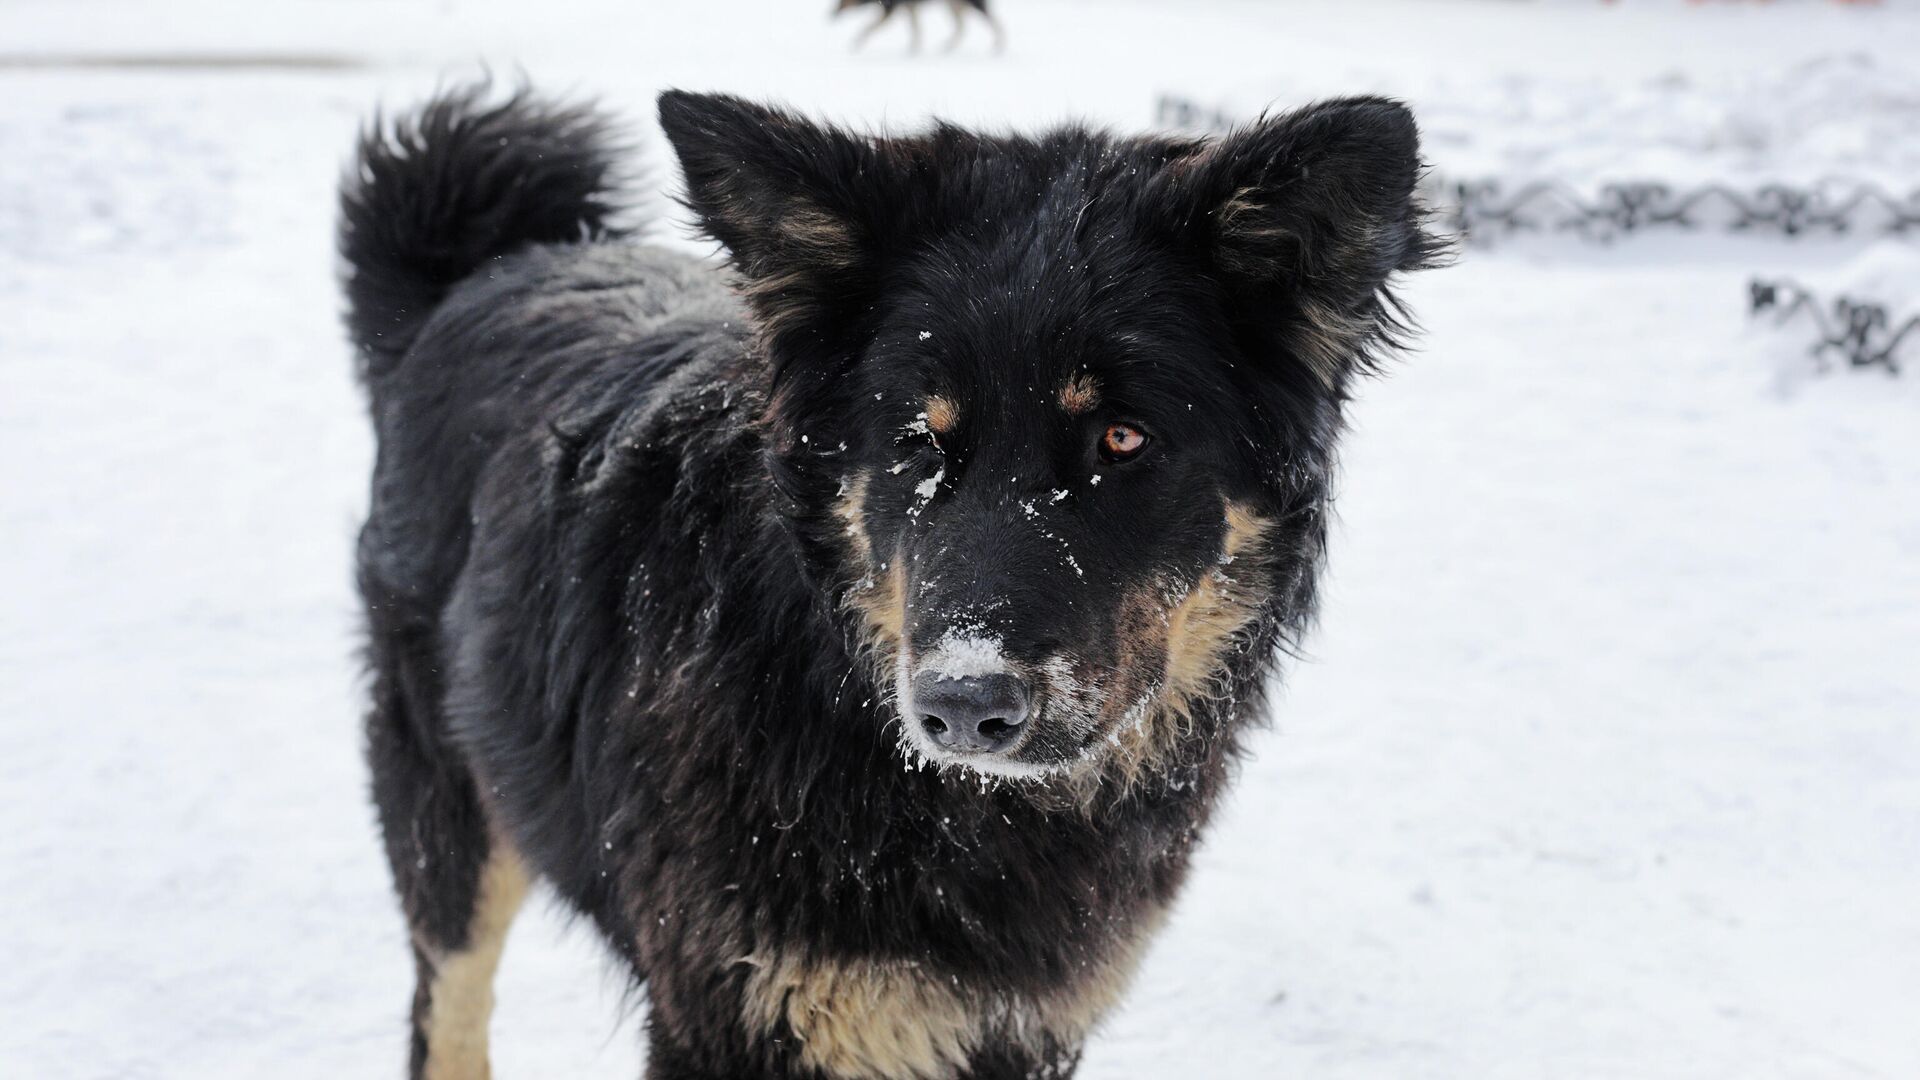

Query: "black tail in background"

xmin=338 ymin=84 xmax=630 ymax=381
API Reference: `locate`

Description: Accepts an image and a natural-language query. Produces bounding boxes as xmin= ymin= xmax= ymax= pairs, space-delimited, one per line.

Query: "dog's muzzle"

xmin=908 ymin=670 xmax=1031 ymax=755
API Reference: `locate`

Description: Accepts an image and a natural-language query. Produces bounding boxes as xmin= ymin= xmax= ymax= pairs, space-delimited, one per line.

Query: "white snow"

xmin=916 ymin=632 xmax=1012 ymax=681
xmin=3 ymin=1 xmax=1918 ymax=1077
xmin=1185 ymin=51 xmax=1920 ymax=190
xmin=909 ymin=466 xmax=944 ymax=517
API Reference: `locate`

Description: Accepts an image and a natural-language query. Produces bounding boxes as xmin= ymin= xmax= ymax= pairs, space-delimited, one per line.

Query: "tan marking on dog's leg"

xmin=741 ymin=953 xmax=979 ymax=1080
xmin=420 ymin=841 xmax=530 ymax=1080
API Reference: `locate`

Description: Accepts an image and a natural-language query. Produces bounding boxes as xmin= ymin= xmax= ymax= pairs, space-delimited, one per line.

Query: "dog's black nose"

xmin=912 ymin=671 xmax=1030 ymax=754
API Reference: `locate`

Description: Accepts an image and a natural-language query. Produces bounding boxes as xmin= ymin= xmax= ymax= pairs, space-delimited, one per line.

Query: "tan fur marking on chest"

xmin=737 ymin=912 xmax=1163 ymax=1080
xmin=742 ymin=955 xmax=978 ymax=1080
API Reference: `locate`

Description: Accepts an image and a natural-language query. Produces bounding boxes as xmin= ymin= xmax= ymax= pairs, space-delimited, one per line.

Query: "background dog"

xmin=340 ymin=85 xmax=1437 ymax=1078
xmin=835 ymin=0 xmax=1005 ymax=52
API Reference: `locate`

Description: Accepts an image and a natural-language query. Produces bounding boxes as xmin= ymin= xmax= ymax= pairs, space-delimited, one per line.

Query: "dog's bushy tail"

xmin=339 ymin=84 xmax=630 ymax=380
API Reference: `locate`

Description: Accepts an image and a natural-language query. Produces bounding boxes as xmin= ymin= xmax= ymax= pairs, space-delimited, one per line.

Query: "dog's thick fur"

xmin=340 ymin=84 xmax=1440 ymax=1080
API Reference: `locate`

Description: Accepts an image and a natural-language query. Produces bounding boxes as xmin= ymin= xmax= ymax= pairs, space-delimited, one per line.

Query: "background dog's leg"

xmin=984 ymin=10 xmax=1006 ymax=52
xmin=365 ymin=629 xmax=528 ymax=1080
xmin=907 ymin=1 xmax=923 ymax=53
xmin=854 ymin=7 xmax=894 ymax=50
xmin=945 ymin=0 xmax=968 ymax=51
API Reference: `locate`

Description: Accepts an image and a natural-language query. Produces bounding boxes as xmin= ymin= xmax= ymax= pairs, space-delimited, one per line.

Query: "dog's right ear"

xmin=1160 ymin=97 xmax=1446 ymax=389
xmin=658 ymin=91 xmax=883 ymax=338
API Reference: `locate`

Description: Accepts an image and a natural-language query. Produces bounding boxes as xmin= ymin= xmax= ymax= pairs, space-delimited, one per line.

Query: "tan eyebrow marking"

xmin=1059 ymin=372 xmax=1101 ymax=415
xmin=924 ymin=395 xmax=959 ymax=436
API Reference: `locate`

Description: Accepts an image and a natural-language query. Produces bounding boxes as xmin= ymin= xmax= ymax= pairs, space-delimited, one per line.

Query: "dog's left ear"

xmin=1171 ymin=96 xmax=1445 ymax=386
xmin=658 ymin=90 xmax=885 ymax=338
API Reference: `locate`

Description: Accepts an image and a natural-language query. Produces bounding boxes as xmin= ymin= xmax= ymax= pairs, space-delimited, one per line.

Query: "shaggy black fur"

xmin=341 ymin=83 xmax=1440 ymax=1080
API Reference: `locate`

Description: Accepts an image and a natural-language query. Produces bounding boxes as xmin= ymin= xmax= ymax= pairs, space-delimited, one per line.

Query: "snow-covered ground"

xmin=3 ymin=1 xmax=1917 ymax=1077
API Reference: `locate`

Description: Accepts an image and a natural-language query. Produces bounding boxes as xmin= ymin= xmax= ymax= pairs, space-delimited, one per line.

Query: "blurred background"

xmin=2 ymin=1 xmax=1916 ymax=1077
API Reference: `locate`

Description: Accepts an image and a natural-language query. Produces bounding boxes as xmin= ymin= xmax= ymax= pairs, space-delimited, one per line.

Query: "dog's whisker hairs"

xmin=342 ymin=81 xmax=1436 ymax=1079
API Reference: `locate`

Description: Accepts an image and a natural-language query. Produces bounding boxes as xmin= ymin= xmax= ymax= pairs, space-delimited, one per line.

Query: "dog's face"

xmin=833 ymin=245 xmax=1281 ymax=782
xmin=660 ymin=92 xmax=1438 ymax=782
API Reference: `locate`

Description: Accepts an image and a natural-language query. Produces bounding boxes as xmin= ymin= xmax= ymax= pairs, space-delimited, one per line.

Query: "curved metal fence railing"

xmin=1156 ymin=95 xmax=1917 ymax=378
xmin=1155 ymin=95 xmax=1920 ymax=244
xmin=1749 ymin=279 xmax=1917 ymax=375
xmin=1444 ymin=179 xmax=1920 ymax=243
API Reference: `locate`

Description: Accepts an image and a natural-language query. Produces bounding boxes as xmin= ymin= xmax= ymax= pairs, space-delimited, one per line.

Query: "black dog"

xmin=340 ymin=84 xmax=1439 ymax=1080
xmin=835 ymin=0 xmax=1004 ymax=53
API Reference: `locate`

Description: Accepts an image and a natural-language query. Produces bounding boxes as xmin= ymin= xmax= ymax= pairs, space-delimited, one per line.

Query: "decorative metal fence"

xmin=1155 ymin=95 xmax=1238 ymax=138
xmin=1749 ymin=279 xmax=1917 ymax=375
xmin=1443 ymin=179 xmax=1920 ymax=243
xmin=1157 ymin=94 xmax=1918 ymax=377
xmin=1154 ymin=95 xmax=1920 ymax=244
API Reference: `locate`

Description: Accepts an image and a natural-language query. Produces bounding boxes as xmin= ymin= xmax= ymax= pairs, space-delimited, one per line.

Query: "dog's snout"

xmin=912 ymin=671 xmax=1030 ymax=754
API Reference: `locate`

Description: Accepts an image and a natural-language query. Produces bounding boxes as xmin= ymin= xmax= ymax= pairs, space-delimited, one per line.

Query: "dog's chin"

xmin=893 ymin=726 xmax=1079 ymax=783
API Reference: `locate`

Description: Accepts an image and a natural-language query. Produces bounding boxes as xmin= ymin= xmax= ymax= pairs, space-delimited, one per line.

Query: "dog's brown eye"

xmin=1098 ymin=423 xmax=1149 ymax=463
